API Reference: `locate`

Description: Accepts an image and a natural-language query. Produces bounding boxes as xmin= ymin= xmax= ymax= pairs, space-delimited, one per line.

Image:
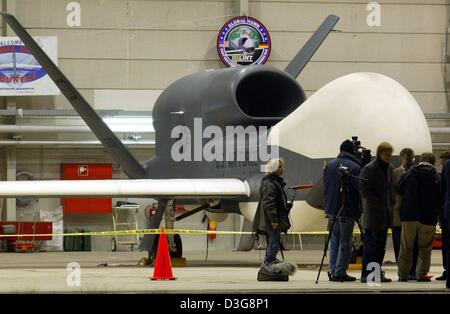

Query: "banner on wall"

xmin=0 ymin=36 xmax=60 ymax=96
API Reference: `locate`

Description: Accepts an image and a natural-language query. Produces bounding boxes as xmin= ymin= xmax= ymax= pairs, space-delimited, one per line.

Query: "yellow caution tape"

xmin=0 ymin=227 xmax=441 ymax=238
xmin=0 ymin=228 xmax=326 ymax=238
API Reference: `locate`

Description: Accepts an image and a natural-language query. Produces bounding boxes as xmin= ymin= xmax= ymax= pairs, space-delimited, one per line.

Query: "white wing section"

xmin=0 ymin=179 xmax=250 ymax=198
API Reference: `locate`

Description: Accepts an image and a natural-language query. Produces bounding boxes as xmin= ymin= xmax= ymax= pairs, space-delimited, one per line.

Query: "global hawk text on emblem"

xmin=217 ymin=16 xmax=271 ymax=67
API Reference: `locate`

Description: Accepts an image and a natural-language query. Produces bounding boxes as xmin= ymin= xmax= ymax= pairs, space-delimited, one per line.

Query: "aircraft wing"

xmin=0 ymin=179 xmax=250 ymax=198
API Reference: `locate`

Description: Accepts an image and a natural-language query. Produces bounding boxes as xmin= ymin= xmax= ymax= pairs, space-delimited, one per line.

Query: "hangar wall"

xmin=0 ymin=0 xmax=449 ymax=252
xmin=5 ymin=0 xmax=449 ymax=113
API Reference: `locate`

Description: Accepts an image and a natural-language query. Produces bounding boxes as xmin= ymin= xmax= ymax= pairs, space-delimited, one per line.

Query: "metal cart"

xmin=15 ymin=213 xmax=39 ymax=253
xmin=111 ymin=203 xmax=140 ymax=251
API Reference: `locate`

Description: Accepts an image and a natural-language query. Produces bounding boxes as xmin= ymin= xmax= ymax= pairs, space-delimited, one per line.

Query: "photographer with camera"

xmin=323 ymin=140 xmax=362 ymax=282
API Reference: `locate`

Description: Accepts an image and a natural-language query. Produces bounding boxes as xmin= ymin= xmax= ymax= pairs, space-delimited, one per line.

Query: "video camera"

xmin=351 ymin=136 xmax=372 ymax=167
xmin=338 ymin=165 xmax=350 ymax=176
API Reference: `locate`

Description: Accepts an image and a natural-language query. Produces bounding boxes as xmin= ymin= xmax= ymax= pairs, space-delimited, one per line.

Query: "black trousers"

xmin=392 ymin=226 xmax=418 ymax=276
xmin=447 ymin=220 xmax=450 ymax=288
xmin=442 ymin=219 xmax=449 ymax=273
xmin=362 ymin=228 xmax=388 ymax=279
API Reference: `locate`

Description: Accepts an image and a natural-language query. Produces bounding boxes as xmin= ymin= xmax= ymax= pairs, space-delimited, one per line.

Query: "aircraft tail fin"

xmin=284 ymin=15 xmax=339 ymax=79
xmin=1 ymin=12 xmax=145 ymax=179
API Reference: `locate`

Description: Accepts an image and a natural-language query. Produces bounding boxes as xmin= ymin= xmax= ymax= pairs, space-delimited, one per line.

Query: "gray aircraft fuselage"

xmin=140 ymin=64 xmax=323 ymax=210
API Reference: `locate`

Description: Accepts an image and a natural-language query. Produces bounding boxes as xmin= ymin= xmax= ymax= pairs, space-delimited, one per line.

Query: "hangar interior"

xmin=0 ymin=0 xmax=449 ymax=255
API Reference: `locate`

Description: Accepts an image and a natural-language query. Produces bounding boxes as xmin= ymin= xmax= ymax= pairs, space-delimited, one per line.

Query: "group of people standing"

xmin=252 ymin=141 xmax=450 ymax=288
xmin=324 ymin=140 xmax=449 ymax=287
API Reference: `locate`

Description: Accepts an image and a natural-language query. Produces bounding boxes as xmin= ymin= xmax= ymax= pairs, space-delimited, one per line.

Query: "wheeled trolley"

xmin=15 ymin=213 xmax=39 ymax=253
xmin=111 ymin=202 xmax=140 ymax=251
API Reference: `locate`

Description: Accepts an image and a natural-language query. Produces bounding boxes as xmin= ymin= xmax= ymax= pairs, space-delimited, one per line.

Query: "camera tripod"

xmin=315 ymin=170 xmax=365 ymax=284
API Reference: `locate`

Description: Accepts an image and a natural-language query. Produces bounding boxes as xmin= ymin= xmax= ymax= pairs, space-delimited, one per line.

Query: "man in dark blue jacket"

xmin=324 ymin=140 xmax=362 ymax=282
xmin=397 ymin=153 xmax=441 ymax=282
xmin=440 ymin=157 xmax=450 ymax=288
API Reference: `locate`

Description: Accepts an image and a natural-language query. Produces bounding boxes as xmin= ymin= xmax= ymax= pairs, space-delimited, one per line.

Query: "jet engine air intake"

xmin=235 ymin=70 xmax=304 ymax=118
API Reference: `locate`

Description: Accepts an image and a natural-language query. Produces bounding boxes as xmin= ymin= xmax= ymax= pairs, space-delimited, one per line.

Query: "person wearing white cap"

xmin=252 ymin=158 xmax=292 ymax=266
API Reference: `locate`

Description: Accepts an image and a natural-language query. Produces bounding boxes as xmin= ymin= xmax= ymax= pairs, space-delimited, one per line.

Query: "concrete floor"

xmin=0 ymin=249 xmax=449 ymax=293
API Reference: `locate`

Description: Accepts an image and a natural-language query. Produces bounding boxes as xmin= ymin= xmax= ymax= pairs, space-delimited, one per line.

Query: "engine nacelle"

xmin=147 ymin=65 xmax=306 ymax=173
xmin=153 ymin=65 xmax=305 ymax=128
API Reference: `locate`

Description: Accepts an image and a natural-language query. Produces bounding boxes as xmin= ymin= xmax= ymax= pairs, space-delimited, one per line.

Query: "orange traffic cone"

xmin=151 ymin=229 xmax=176 ymax=280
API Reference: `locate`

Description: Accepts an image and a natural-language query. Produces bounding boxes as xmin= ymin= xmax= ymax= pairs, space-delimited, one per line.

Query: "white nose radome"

xmin=269 ymin=72 xmax=432 ymax=158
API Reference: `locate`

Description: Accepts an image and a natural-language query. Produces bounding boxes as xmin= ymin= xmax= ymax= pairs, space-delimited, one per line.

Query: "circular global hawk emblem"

xmin=217 ymin=16 xmax=271 ymax=67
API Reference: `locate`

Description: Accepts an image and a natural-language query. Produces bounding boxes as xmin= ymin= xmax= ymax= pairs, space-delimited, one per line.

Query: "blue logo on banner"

xmin=0 ymin=45 xmax=46 ymax=86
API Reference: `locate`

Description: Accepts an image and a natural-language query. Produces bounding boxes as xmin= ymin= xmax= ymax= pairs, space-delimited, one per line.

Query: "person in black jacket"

xmin=437 ymin=151 xmax=450 ymax=281
xmin=253 ymin=158 xmax=292 ymax=265
xmin=397 ymin=152 xmax=441 ymax=282
xmin=360 ymin=142 xmax=395 ymax=283
xmin=440 ymin=157 xmax=450 ymax=289
xmin=323 ymin=140 xmax=361 ymax=282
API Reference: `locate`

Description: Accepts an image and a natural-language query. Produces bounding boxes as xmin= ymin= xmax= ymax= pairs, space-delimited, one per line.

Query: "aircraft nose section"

xmin=269 ymin=72 xmax=432 ymax=158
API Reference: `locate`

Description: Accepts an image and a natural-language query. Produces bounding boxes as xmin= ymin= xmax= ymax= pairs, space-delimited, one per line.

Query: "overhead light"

xmin=102 ymin=117 xmax=154 ymax=133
